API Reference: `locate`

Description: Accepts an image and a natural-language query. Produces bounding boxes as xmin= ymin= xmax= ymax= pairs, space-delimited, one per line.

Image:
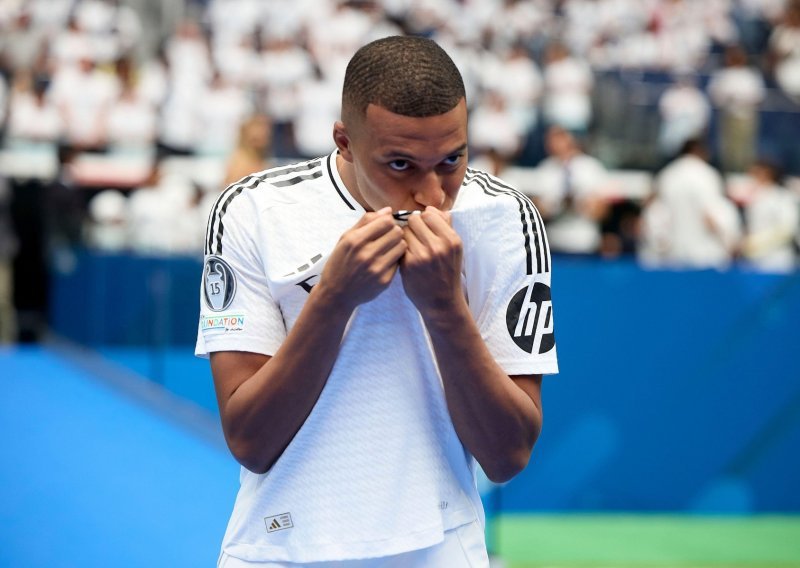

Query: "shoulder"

xmin=205 ymin=156 xmax=328 ymax=255
xmin=213 ymin=157 xmax=328 ymax=212
xmin=460 ymin=167 xmax=535 ymax=213
xmin=457 ymin=168 xmax=550 ymax=275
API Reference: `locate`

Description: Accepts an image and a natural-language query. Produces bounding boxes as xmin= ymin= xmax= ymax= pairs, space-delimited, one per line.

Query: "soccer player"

xmin=197 ymin=35 xmax=558 ymax=567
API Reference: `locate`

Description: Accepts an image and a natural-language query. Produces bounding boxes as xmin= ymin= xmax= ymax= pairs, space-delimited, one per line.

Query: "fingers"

xmin=404 ymin=206 xmax=457 ymax=252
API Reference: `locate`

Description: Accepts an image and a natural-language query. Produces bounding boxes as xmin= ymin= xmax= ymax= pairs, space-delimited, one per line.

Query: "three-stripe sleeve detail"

xmin=205 ymin=159 xmax=323 ymax=255
xmin=464 ymin=169 xmax=550 ymax=275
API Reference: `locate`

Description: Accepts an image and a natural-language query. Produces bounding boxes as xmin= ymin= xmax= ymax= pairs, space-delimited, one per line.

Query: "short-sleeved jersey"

xmin=196 ymin=151 xmax=558 ymax=563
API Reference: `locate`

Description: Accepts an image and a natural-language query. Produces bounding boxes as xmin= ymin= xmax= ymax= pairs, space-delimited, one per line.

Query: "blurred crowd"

xmin=0 ymin=0 xmax=799 ymax=288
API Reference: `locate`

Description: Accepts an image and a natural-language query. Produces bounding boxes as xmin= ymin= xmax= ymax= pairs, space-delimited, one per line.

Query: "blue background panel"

xmin=49 ymin=252 xmax=800 ymax=513
xmin=0 ymin=347 xmax=238 ymax=567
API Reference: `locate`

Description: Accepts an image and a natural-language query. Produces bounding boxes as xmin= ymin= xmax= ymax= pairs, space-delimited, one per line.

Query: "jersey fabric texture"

xmin=196 ymin=150 xmax=558 ymax=563
xmin=217 ymin=519 xmax=490 ymax=567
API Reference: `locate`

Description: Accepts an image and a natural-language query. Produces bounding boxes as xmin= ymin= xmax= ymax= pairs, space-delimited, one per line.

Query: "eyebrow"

xmin=383 ymin=144 xmax=468 ymax=161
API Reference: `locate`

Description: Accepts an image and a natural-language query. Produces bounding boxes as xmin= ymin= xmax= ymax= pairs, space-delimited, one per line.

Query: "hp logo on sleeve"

xmin=506 ymin=282 xmax=555 ymax=354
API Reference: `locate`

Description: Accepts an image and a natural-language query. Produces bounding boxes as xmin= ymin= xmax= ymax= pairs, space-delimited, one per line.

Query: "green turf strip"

xmin=493 ymin=514 xmax=800 ymax=568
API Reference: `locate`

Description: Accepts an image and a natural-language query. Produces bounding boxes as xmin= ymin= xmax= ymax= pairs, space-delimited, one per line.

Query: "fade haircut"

xmin=342 ymin=35 xmax=466 ymax=123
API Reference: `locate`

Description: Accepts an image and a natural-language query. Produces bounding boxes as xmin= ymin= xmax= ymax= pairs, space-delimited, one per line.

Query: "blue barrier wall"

xmin=50 ymin=251 xmax=800 ymax=512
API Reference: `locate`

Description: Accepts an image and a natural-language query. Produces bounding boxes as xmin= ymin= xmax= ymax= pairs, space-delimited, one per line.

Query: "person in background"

xmin=657 ymin=72 xmax=711 ymax=162
xmin=6 ymin=71 xmax=64 ymax=144
xmin=223 ymin=113 xmax=273 ymax=186
xmin=532 ymin=125 xmax=610 ymax=255
xmin=541 ymin=41 xmax=594 ymax=137
xmin=707 ymin=43 xmax=766 ymax=173
xmin=639 ymin=139 xmax=742 ymax=269
xmin=739 ymin=160 xmax=799 ymax=273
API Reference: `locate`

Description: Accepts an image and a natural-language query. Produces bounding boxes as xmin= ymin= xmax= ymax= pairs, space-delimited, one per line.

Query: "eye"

xmin=388 ymin=159 xmax=411 ymax=172
xmin=442 ymin=153 xmax=463 ymax=167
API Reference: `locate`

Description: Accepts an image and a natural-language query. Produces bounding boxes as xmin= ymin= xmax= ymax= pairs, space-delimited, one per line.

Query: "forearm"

xmin=221 ymin=285 xmax=353 ymax=473
xmin=422 ymin=297 xmax=543 ymax=483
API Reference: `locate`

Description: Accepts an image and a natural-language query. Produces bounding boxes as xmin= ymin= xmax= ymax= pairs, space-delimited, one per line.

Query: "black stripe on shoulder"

xmin=271 ymin=169 xmax=324 ymax=187
xmin=262 ymin=158 xmax=323 ymax=180
xmin=464 ymin=169 xmax=550 ymax=275
xmin=205 ymin=174 xmax=263 ymax=255
xmin=205 ymin=159 xmax=324 ymax=256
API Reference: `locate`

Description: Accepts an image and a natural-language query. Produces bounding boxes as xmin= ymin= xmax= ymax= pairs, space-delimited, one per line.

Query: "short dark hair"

xmin=342 ymin=35 xmax=466 ymax=121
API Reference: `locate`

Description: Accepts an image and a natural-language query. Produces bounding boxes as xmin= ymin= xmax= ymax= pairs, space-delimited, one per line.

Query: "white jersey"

xmin=196 ymin=151 xmax=558 ymax=563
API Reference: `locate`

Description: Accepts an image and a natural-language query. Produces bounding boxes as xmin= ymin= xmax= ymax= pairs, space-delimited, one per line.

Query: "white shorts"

xmin=217 ymin=520 xmax=489 ymax=568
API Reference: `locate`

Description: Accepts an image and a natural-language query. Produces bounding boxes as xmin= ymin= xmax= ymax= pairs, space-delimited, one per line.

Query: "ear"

xmin=333 ymin=121 xmax=354 ymax=162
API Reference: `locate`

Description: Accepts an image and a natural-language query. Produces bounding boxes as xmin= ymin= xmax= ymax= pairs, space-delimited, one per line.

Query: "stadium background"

xmin=1 ymin=0 xmax=800 ymax=566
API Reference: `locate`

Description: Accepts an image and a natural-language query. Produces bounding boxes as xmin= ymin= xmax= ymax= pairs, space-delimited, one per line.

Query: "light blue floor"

xmin=0 ymin=346 xmax=240 ymax=567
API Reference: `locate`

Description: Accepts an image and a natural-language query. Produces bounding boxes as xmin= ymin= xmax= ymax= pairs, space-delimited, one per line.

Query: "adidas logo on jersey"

xmin=264 ymin=512 xmax=294 ymax=533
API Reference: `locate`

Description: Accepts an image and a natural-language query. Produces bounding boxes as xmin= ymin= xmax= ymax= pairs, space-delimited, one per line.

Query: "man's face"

xmin=335 ymin=99 xmax=469 ymax=212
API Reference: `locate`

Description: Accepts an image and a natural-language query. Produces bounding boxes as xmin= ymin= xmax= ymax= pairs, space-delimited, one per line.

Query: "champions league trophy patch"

xmin=204 ymin=256 xmax=237 ymax=311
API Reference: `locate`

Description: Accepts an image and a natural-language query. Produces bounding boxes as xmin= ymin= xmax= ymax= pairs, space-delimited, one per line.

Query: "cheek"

xmin=444 ymin=171 xmax=466 ymax=197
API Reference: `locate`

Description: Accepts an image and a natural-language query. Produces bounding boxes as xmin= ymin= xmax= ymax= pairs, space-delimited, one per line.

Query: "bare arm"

xmin=211 ymin=209 xmax=406 ymax=473
xmin=401 ymin=207 xmax=543 ymax=483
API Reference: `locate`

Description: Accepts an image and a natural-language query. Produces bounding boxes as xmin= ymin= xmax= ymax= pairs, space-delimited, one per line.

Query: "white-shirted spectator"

xmin=305 ymin=1 xmax=371 ymax=64
xmin=469 ymin=89 xmax=525 ymax=175
xmin=105 ymin=72 xmax=158 ymax=152
xmin=0 ymin=10 xmax=46 ymax=73
xmin=486 ymin=0 xmax=552 ymax=51
xmin=541 ymin=41 xmax=594 ymax=134
xmin=257 ymin=36 xmax=314 ymax=123
xmin=769 ymin=2 xmax=800 ymax=101
xmin=479 ymin=44 xmax=543 ymax=135
xmin=212 ymin=33 xmax=261 ymax=90
xmin=25 ymin=0 xmax=74 ymax=34
xmin=532 ymin=125 xmax=611 ymax=255
xmin=707 ymin=44 xmax=766 ymax=172
xmin=49 ymin=55 xmax=119 ymax=149
xmin=158 ymin=81 xmax=201 ymax=154
xmin=127 ymin=171 xmax=200 ymax=255
xmin=657 ymin=73 xmax=712 ymax=159
xmin=86 ymin=189 xmax=128 ymax=252
xmin=194 ymin=71 xmax=254 ymax=156
xmin=165 ymin=18 xmax=212 ymax=90
xmin=206 ymin=0 xmax=262 ymax=46
xmin=49 ymin=14 xmax=96 ymax=67
xmin=6 ymin=71 xmax=64 ymax=144
xmin=740 ymin=160 xmax=799 ymax=272
xmin=640 ymin=139 xmax=742 ymax=269
xmin=293 ymin=69 xmax=342 ymax=159
xmin=260 ymin=0 xmax=320 ymax=42
xmin=137 ymin=47 xmax=170 ymax=109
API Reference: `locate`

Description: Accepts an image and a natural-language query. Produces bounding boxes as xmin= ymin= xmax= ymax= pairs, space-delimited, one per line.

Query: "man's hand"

xmin=400 ymin=206 xmax=464 ymax=318
xmin=317 ymin=207 xmax=407 ymax=311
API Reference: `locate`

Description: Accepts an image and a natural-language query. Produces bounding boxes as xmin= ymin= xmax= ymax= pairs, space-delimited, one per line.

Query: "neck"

xmin=336 ymin=153 xmax=369 ymax=210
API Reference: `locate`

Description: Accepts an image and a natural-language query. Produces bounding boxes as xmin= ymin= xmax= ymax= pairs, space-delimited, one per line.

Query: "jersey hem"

xmin=195 ymin=339 xmax=279 ymax=359
xmin=221 ymin=508 xmax=477 ymax=563
xmin=501 ymin=360 xmax=559 ymax=375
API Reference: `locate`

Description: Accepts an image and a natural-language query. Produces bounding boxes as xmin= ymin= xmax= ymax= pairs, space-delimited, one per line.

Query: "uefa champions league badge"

xmin=203 ymin=256 xmax=237 ymax=312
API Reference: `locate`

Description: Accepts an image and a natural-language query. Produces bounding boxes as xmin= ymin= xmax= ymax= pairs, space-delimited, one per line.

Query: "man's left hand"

xmin=400 ymin=206 xmax=464 ymax=318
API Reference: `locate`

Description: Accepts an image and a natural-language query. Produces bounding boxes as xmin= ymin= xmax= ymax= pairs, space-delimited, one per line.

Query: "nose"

xmin=413 ymin=171 xmax=446 ymax=208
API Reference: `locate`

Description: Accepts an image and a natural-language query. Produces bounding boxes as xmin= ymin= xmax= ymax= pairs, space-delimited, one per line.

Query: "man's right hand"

xmin=316 ymin=207 xmax=407 ymax=311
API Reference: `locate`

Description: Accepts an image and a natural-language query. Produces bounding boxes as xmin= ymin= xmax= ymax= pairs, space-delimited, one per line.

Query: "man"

xmin=531 ymin=125 xmax=610 ymax=255
xmin=639 ymin=139 xmax=741 ymax=269
xmin=197 ymin=35 xmax=558 ymax=567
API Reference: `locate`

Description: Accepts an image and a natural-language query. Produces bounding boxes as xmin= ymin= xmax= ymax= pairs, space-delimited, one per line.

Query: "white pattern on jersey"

xmin=196 ymin=151 xmax=558 ymax=563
